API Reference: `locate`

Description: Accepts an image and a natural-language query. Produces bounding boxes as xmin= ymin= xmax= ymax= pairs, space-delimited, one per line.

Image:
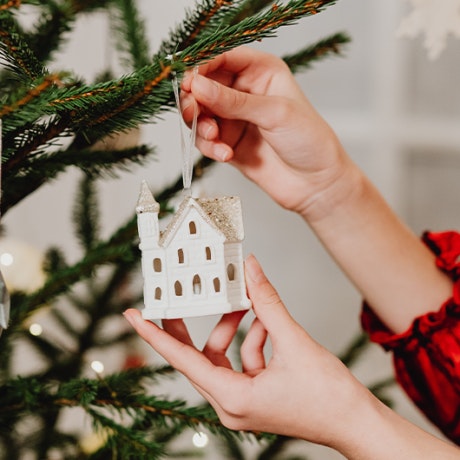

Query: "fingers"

xmin=162 ymin=318 xmax=193 ymax=346
xmin=244 ymin=255 xmax=298 ymax=346
xmin=123 ymin=309 xmax=250 ymax=415
xmin=202 ymin=310 xmax=247 ymax=367
xmin=241 ymin=317 xmax=267 ymax=374
xmin=123 ymin=309 xmax=218 ymax=383
xmin=181 ymin=47 xmax=274 ymax=90
xmin=188 ymin=74 xmax=282 ymax=130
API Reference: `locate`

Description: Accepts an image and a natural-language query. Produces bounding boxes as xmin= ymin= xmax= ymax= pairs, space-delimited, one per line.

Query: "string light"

xmin=192 ymin=431 xmax=209 ymax=448
xmin=91 ymin=360 xmax=105 ymax=374
xmin=29 ymin=323 xmax=43 ymax=336
xmin=0 ymin=252 xmax=13 ymax=267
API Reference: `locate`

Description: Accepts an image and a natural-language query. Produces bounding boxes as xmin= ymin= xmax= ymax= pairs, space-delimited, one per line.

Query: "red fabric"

xmin=361 ymin=231 xmax=460 ymax=444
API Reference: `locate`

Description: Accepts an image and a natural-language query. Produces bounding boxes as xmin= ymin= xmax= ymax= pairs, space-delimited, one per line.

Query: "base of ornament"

xmin=142 ymin=300 xmax=251 ymax=320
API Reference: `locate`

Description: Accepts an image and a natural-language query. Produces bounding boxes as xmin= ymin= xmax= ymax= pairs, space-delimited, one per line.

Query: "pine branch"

xmin=22 ymin=1 xmax=74 ymax=64
xmin=3 ymin=115 xmax=72 ymax=173
xmin=0 ymin=8 xmax=47 ymax=80
xmin=0 ymin=373 xmax=271 ymax=453
xmin=110 ymin=0 xmax=150 ymax=70
xmin=283 ymin=32 xmax=351 ymax=73
xmin=1 ymin=0 xmax=339 ymax=193
xmin=178 ymin=0 xmax=338 ymax=65
xmin=2 ymin=143 xmax=153 ymax=214
xmin=158 ymin=0 xmax=236 ymax=56
xmin=73 ymin=175 xmax=101 ymax=251
xmin=228 ymin=0 xmax=273 ymax=25
xmin=44 ymin=59 xmax=176 ymax=142
xmin=0 ymin=73 xmax=64 ymax=121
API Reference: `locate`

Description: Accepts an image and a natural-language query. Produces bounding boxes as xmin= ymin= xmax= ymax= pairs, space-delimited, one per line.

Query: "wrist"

xmin=297 ymin=154 xmax=365 ymax=225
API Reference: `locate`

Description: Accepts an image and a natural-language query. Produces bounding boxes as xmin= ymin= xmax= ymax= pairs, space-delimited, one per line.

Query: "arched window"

xmin=177 ymin=248 xmax=184 ymax=264
xmin=193 ymin=274 xmax=202 ymax=295
xmin=189 ymin=221 xmax=197 ymax=235
xmin=227 ymin=263 xmax=236 ymax=281
xmin=153 ymin=258 xmax=162 ymax=272
xmin=205 ymin=246 xmax=212 ymax=261
xmin=174 ymin=281 xmax=183 ymax=296
xmin=213 ymin=277 xmax=221 ymax=293
xmin=154 ymin=287 xmax=162 ymax=300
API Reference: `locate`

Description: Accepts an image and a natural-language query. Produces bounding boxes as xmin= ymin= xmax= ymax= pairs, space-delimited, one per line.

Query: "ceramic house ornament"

xmin=136 ymin=181 xmax=251 ymax=319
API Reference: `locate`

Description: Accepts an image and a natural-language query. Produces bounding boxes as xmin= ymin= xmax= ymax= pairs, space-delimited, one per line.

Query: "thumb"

xmin=244 ymin=254 xmax=297 ymax=340
xmin=191 ymin=74 xmax=280 ymax=130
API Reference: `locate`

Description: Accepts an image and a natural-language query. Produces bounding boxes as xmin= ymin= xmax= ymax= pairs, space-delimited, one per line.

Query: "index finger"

xmin=123 ymin=309 xmax=247 ymax=397
xmin=182 ymin=47 xmax=279 ymax=91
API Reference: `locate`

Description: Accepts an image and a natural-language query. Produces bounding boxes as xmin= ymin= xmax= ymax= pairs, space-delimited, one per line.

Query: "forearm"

xmin=302 ymin=160 xmax=453 ymax=334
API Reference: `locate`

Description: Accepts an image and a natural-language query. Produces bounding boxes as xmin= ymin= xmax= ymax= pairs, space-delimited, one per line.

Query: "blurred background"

xmin=4 ymin=0 xmax=460 ymax=458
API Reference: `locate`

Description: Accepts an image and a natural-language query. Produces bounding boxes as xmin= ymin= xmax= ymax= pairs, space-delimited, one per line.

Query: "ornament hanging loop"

xmin=170 ymin=59 xmax=198 ymax=196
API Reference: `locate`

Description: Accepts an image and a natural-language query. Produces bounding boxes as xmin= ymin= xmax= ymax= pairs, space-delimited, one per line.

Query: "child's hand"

xmin=123 ymin=255 xmax=371 ymax=448
xmin=180 ymin=46 xmax=353 ymax=219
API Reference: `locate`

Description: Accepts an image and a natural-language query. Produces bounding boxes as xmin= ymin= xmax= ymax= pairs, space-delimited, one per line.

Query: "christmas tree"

xmin=0 ymin=1 xmax=393 ymax=458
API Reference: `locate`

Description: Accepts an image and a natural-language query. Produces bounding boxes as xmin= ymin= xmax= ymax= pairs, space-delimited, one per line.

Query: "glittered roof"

xmin=160 ymin=195 xmax=244 ymax=246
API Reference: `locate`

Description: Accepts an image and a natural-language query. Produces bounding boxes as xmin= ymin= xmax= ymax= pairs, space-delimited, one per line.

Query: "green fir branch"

xmin=228 ymin=0 xmax=273 ymax=25
xmin=23 ymin=332 xmax=70 ymax=364
xmin=110 ymin=0 xmax=150 ymax=70
xmin=178 ymin=0 xmax=338 ymax=66
xmin=0 ymin=372 xmax=269 ymax=452
xmin=2 ymin=143 xmax=153 ymax=214
xmin=0 ymin=8 xmax=47 ymax=80
xmin=157 ymin=0 xmax=237 ymax=56
xmin=88 ymin=409 xmax=167 ymax=459
xmin=49 ymin=307 xmax=81 ymax=341
xmin=283 ymin=32 xmax=351 ymax=73
xmin=1 ymin=0 xmax=339 ymax=188
xmin=22 ymin=1 xmax=74 ymax=64
xmin=73 ymin=175 xmax=101 ymax=251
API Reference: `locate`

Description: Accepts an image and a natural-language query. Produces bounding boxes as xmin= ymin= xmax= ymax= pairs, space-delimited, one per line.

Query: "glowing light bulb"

xmin=29 ymin=323 xmax=43 ymax=336
xmin=0 ymin=252 xmax=13 ymax=267
xmin=192 ymin=432 xmax=209 ymax=448
xmin=91 ymin=360 xmax=105 ymax=374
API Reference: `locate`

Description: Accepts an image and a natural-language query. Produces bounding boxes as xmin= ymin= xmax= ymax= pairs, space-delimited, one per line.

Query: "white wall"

xmin=5 ymin=1 xmax=460 ymax=458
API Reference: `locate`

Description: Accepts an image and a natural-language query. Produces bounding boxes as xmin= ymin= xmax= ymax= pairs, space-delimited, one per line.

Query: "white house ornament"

xmin=136 ymin=181 xmax=251 ymax=319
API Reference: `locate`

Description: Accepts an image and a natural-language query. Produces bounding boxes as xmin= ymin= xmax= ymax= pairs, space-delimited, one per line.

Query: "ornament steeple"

xmin=136 ymin=181 xmax=160 ymax=246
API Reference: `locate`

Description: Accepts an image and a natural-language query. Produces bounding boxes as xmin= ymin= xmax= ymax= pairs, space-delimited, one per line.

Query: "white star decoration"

xmin=398 ymin=0 xmax=460 ymax=59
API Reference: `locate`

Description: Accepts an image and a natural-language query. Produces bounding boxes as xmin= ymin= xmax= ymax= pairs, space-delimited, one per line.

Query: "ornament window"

xmin=213 ymin=277 xmax=221 ymax=293
xmin=189 ymin=221 xmax=197 ymax=235
xmin=174 ymin=281 xmax=183 ymax=296
xmin=227 ymin=263 xmax=236 ymax=281
xmin=153 ymin=258 xmax=162 ymax=272
xmin=155 ymin=287 xmax=162 ymax=300
xmin=177 ymin=248 xmax=184 ymax=264
xmin=193 ymin=274 xmax=202 ymax=295
xmin=205 ymin=246 xmax=212 ymax=261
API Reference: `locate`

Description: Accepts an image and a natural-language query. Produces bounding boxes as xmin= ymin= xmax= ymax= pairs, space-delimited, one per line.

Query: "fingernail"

xmin=215 ymin=144 xmax=231 ymax=161
xmin=181 ymin=70 xmax=194 ymax=89
xmin=203 ymin=121 xmax=217 ymax=140
xmin=123 ymin=309 xmax=138 ymax=327
xmin=245 ymin=254 xmax=265 ymax=284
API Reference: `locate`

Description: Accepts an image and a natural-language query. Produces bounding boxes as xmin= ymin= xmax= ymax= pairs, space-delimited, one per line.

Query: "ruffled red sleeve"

xmin=361 ymin=231 xmax=460 ymax=444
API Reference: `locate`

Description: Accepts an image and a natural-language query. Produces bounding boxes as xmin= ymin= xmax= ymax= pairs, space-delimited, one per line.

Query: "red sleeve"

xmin=361 ymin=231 xmax=460 ymax=444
